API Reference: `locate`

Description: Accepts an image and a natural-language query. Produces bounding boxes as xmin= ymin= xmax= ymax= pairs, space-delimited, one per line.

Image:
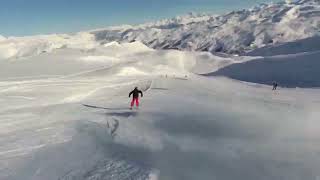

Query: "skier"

xmin=272 ymin=82 xmax=278 ymax=90
xmin=129 ymin=87 xmax=143 ymax=109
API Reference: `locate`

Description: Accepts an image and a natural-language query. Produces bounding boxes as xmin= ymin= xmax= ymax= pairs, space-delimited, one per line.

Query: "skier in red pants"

xmin=129 ymin=87 xmax=143 ymax=109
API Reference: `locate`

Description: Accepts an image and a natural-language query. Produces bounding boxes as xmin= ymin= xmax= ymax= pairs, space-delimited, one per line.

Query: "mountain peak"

xmin=90 ymin=0 xmax=320 ymax=54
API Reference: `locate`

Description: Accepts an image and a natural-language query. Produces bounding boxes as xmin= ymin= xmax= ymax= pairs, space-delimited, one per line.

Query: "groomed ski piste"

xmin=0 ymin=39 xmax=320 ymax=180
xmin=1 ymin=0 xmax=320 ymax=179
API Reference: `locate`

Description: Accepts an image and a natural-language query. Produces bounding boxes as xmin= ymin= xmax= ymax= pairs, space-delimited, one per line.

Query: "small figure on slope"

xmin=129 ymin=87 xmax=143 ymax=109
xmin=272 ymin=82 xmax=278 ymax=90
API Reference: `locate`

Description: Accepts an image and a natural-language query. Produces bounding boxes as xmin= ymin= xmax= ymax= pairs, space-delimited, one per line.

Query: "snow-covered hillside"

xmin=90 ymin=0 xmax=320 ymax=54
xmin=246 ymin=36 xmax=320 ymax=56
xmin=0 ymin=32 xmax=97 ymax=59
xmin=208 ymin=50 xmax=320 ymax=87
xmin=1 ymin=40 xmax=320 ymax=180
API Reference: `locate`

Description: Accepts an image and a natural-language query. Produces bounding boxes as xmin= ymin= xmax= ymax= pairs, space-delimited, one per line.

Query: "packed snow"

xmin=0 ymin=39 xmax=319 ymax=180
xmin=0 ymin=0 xmax=320 ymax=180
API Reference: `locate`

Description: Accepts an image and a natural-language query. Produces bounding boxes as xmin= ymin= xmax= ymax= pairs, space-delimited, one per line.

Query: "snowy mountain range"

xmin=0 ymin=0 xmax=319 ymax=59
xmin=91 ymin=0 xmax=320 ymax=54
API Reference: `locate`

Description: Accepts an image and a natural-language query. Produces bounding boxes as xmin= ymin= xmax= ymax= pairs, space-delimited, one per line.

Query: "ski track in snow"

xmin=1 ymin=70 xmax=319 ymax=180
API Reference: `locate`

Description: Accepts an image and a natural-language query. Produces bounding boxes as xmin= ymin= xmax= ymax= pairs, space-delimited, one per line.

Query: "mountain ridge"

xmin=91 ymin=0 xmax=320 ymax=54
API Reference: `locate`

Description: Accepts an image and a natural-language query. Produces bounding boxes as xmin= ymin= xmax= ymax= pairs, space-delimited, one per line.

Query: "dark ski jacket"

xmin=129 ymin=88 xmax=143 ymax=98
xmin=273 ymin=82 xmax=278 ymax=87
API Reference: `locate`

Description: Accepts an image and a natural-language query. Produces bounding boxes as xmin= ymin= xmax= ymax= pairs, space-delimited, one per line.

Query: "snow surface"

xmin=0 ymin=1 xmax=320 ymax=179
xmin=246 ymin=36 xmax=320 ymax=56
xmin=0 ymin=32 xmax=97 ymax=60
xmin=209 ymin=50 xmax=320 ymax=88
xmin=0 ymin=40 xmax=320 ymax=180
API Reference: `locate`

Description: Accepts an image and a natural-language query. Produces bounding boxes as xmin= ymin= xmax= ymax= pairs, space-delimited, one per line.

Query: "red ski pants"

xmin=131 ymin=98 xmax=139 ymax=107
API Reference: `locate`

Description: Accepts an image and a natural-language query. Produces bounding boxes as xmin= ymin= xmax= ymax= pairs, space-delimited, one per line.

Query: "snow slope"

xmin=0 ymin=41 xmax=320 ymax=180
xmin=0 ymin=41 xmax=240 ymax=80
xmin=246 ymin=36 xmax=320 ymax=56
xmin=208 ymin=50 xmax=320 ymax=88
xmin=0 ymin=32 xmax=97 ymax=60
xmin=0 ymin=1 xmax=320 ymax=179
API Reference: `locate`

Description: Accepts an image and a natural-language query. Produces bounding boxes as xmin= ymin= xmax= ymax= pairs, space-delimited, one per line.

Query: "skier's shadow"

xmin=83 ymin=103 xmax=138 ymax=119
xmin=82 ymin=104 xmax=129 ymax=111
xmin=105 ymin=111 xmax=138 ymax=118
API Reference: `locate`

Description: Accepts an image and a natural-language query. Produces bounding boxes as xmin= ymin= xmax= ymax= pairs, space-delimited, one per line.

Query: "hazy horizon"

xmin=1 ymin=0 xmax=282 ymax=37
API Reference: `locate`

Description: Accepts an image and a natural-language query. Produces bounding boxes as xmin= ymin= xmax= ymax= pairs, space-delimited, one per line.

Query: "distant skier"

xmin=129 ymin=87 xmax=143 ymax=109
xmin=272 ymin=82 xmax=278 ymax=90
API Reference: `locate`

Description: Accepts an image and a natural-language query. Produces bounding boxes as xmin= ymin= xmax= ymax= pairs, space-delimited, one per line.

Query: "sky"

xmin=0 ymin=0 xmax=281 ymax=36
